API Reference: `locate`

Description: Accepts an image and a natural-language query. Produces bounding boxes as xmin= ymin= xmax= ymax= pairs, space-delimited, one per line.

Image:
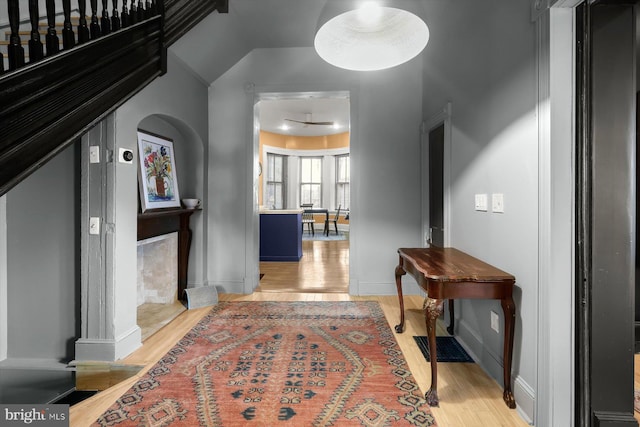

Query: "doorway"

xmin=421 ymin=103 xmax=451 ymax=248
xmin=255 ymin=93 xmax=351 ymax=293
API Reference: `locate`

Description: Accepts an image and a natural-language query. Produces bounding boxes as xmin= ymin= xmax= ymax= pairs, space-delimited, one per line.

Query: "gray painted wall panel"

xmin=6 ymin=142 xmax=78 ymax=362
xmin=421 ymin=0 xmax=538 ymax=419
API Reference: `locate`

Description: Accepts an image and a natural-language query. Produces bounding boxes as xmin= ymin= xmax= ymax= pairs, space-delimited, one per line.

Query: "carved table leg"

xmin=424 ymin=297 xmax=443 ymax=407
xmin=394 ymin=263 xmax=407 ymax=333
xmin=501 ymin=296 xmax=517 ymax=409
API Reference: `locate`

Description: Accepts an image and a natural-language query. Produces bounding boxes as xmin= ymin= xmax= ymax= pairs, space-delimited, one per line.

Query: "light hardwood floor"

xmin=635 ymin=354 xmax=640 ymax=423
xmin=70 ymin=240 xmax=530 ymax=427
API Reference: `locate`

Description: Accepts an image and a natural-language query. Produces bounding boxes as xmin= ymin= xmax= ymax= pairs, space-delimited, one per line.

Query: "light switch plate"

xmin=492 ymin=193 xmax=504 ymax=213
xmin=89 ymin=217 xmax=100 ymax=235
xmin=89 ymin=146 xmax=100 ymax=163
xmin=474 ymin=194 xmax=488 ymax=211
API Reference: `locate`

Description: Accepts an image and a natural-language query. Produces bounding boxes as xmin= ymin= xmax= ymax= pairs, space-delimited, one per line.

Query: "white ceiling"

xmin=257 ymin=96 xmax=350 ymax=137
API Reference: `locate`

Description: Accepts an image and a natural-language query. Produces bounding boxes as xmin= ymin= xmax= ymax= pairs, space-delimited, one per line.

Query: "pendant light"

xmin=314 ymin=1 xmax=429 ymax=71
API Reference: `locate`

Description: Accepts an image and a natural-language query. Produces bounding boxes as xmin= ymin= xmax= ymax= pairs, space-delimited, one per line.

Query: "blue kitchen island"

xmin=259 ymin=209 xmax=303 ymax=261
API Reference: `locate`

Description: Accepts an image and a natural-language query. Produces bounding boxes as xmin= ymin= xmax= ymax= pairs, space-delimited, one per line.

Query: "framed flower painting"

xmin=137 ymin=130 xmax=181 ymax=212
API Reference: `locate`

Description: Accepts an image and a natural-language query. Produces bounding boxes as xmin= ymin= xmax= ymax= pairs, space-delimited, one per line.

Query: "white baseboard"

xmin=456 ymin=319 xmax=535 ymax=424
xmin=75 ymin=325 xmax=142 ymax=362
xmin=514 ymin=375 xmax=535 ymax=424
xmin=207 ymin=280 xmax=246 ymax=295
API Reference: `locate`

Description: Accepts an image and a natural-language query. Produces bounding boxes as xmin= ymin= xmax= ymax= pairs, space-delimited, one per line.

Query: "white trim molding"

xmin=534 ymin=5 xmax=576 ymax=427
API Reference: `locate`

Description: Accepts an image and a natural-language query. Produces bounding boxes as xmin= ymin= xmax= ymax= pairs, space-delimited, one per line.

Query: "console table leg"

xmin=394 ymin=263 xmax=407 ymax=333
xmin=424 ymin=297 xmax=443 ymax=407
xmin=501 ymin=296 xmax=517 ymax=409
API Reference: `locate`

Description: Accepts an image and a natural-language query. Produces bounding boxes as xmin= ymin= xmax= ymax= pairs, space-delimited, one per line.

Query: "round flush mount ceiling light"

xmin=314 ymin=3 xmax=429 ymax=71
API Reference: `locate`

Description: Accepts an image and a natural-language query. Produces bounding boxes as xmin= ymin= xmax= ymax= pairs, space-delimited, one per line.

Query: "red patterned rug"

xmin=92 ymin=301 xmax=437 ymax=426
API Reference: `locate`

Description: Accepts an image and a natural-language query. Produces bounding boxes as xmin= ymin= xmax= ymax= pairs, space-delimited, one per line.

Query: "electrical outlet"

xmin=490 ymin=311 xmax=500 ymax=333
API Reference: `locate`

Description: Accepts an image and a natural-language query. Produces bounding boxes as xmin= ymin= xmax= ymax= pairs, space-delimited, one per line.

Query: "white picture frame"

xmin=137 ymin=130 xmax=181 ymax=212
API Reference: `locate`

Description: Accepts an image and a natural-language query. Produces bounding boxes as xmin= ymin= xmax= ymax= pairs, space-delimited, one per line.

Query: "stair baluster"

xmin=145 ymin=1 xmax=151 ymax=19
xmin=45 ymin=0 xmax=60 ymax=56
xmin=137 ymin=1 xmax=144 ymax=22
xmin=28 ymin=0 xmax=44 ymax=63
xmin=121 ymin=1 xmax=129 ymax=28
xmin=112 ymin=0 xmax=121 ymax=32
xmin=62 ymin=0 xmax=75 ymax=49
xmin=130 ymin=0 xmax=137 ymax=25
xmin=7 ymin=0 xmax=25 ymax=70
xmin=90 ymin=0 xmax=101 ymax=39
xmin=101 ymin=0 xmax=111 ymax=35
xmin=149 ymin=0 xmax=158 ymax=17
xmin=77 ymin=0 xmax=90 ymax=44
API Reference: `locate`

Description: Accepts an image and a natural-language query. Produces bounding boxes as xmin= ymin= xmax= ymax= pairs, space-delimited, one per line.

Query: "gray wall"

xmin=422 ymin=0 xmax=537 ymax=421
xmin=5 ymin=142 xmax=78 ymax=364
xmin=207 ymin=46 xmax=425 ymax=294
xmin=104 ymin=51 xmax=210 ymax=352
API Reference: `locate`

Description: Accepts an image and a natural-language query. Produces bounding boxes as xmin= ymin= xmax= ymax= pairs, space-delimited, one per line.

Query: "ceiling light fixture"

xmin=314 ymin=2 xmax=429 ymax=71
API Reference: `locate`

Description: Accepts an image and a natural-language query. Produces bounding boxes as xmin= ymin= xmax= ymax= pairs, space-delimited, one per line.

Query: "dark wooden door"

xmin=576 ymin=2 xmax=638 ymax=425
xmin=429 ymin=123 xmax=444 ymax=247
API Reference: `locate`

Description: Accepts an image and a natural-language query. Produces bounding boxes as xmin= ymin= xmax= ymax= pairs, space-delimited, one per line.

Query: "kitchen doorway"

xmin=254 ymin=92 xmax=351 ymax=293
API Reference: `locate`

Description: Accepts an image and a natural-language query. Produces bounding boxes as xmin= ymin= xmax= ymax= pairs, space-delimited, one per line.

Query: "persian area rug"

xmin=93 ymin=301 xmax=437 ymax=427
xmin=413 ymin=336 xmax=474 ymax=363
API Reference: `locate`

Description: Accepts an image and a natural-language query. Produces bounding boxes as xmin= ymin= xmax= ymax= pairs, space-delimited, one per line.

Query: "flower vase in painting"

xmin=143 ymin=144 xmax=175 ymax=201
xmin=137 ymin=131 xmax=181 ymax=211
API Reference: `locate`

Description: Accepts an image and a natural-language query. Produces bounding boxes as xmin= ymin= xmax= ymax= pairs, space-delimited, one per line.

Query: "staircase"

xmin=0 ymin=16 xmax=75 ymax=70
xmin=0 ymin=0 xmax=228 ymax=197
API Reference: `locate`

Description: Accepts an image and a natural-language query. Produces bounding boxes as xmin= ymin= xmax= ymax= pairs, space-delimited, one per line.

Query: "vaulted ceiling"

xmin=168 ymin=0 xmax=384 ymax=137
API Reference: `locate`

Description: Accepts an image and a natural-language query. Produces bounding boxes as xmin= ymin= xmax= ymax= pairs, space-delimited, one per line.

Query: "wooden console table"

xmin=137 ymin=208 xmax=197 ymax=300
xmin=394 ymin=247 xmax=516 ymax=409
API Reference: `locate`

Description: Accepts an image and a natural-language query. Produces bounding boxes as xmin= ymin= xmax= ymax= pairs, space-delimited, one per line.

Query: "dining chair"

xmin=301 ymin=203 xmax=315 ymax=235
xmin=326 ymin=205 xmax=342 ymax=235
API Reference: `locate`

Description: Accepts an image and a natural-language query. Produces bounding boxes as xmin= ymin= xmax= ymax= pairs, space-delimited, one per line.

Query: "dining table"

xmin=302 ymin=208 xmax=330 ymax=236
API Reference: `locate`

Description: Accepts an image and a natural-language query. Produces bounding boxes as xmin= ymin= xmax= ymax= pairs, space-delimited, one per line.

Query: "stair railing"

xmin=2 ymin=0 xmax=160 ymax=74
xmin=0 ymin=0 xmax=228 ymax=197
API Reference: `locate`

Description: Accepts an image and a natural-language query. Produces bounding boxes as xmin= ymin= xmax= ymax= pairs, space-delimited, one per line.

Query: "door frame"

xmin=247 ymin=87 xmax=355 ymax=293
xmin=421 ymin=103 xmax=452 ymax=247
xmin=575 ymin=1 xmax=638 ymax=425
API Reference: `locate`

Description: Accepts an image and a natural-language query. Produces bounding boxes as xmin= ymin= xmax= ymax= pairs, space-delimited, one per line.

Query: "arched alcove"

xmin=135 ymin=114 xmax=207 ymax=338
xmin=137 ymin=114 xmax=206 ymax=285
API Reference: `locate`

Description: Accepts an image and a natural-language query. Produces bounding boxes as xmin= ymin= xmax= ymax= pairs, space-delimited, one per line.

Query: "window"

xmin=266 ymin=153 xmax=286 ymax=209
xmin=300 ymin=157 xmax=322 ymax=207
xmin=336 ymin=154 xmax=350 ymax=210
